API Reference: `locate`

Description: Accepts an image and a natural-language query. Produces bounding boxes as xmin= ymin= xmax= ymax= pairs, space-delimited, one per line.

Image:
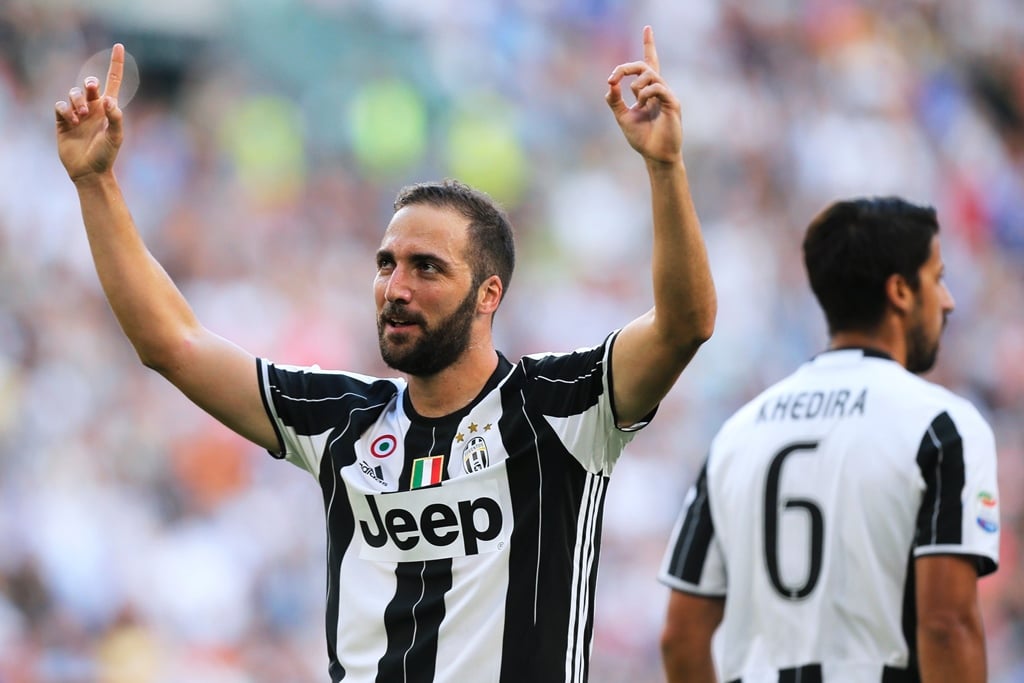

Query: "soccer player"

xmin=55 ymin=27 xmax=716 ymax=682
xmin=659 ymin=197 xmax=999 ymax=683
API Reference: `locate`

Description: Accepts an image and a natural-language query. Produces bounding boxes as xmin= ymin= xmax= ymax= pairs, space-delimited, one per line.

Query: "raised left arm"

xmin=606 ymin=25 xmax=716 ymax=427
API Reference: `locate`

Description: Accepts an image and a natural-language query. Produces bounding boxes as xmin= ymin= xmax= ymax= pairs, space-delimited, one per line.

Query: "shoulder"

xmin=887 ymin=370 xmax=992 ymax=438
xmin=261 ymin=359 xmax=405 ymax=402
xmin=918 ymin=385 xmax=995 ymax=458
xmin=515 ymin=333 xmax=615 ymax=381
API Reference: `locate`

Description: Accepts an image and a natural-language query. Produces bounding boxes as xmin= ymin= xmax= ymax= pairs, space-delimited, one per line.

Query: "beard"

xmin=377 ymin=286 xmax=478 ymax=377
xmin=905 ymin=312 xmax=945 ymax=375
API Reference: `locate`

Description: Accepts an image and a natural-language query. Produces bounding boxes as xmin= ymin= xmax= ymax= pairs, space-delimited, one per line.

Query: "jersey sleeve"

xmin=913 ymin=406 xmax=1000 ymax=576
xmin=658 ymin=461 xmax=727 ymax=596
xmin=257 ymin=358 xmax=399 ymax=476
xmin=520 ymin=331 xmax=651 ymax=474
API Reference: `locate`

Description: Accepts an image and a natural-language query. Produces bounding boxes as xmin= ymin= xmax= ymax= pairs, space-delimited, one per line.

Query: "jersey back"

xmin=659 ymin=349 xmax=999 ymax=682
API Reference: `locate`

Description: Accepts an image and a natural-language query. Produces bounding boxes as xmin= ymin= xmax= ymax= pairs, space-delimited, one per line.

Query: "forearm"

xmin=75 ymin=171 xmax=200 ymax=369
xmin=663 ymin=653 xmax=718 ymax=683
xmin=661 ymin=591 xmax=722 ymax=683
xmin=646 ymin=158 xmax=716 ymax=351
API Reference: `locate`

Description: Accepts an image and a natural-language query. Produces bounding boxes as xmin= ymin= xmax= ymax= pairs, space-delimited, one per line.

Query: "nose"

xmin=942 ymin=282 xmax=955 ymax=313
xmin=383 ymin=266 xmax=411 ymax=304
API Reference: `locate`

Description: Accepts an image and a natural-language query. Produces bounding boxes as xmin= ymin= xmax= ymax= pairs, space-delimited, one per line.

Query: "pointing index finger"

xmin=643 ymin=25 xmax=660 ymax=72
xmin=104 ymin=43 xmax=125 ymax=99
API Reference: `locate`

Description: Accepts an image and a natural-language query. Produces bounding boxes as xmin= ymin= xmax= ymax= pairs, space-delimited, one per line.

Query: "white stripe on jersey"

xmin=565 ymin=472 xmax=606 ymax=683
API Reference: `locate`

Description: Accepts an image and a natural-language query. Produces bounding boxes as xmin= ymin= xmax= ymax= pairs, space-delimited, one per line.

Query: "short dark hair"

xmin=802 ymin=196 xmax=939 ymax=334
xmin=393 ymin=179 xmax=516 ymax=302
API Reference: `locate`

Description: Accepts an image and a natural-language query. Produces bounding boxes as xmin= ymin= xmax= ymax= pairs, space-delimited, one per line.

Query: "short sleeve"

xmin=658 ymin=461 xmax=727 ymax=596
xmin=913 ymin=407 xmax=999 ymax=576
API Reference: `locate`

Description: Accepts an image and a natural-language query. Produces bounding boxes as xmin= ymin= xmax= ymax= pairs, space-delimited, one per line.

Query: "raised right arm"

xmin=55 ymin=44 xmax=280 ymax=452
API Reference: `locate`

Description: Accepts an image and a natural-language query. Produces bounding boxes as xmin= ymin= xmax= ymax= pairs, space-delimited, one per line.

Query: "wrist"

xmin=645 ymin=155 xmax=686 ymax=178
xmin=72 ymin=169 xmax=117 ymax=192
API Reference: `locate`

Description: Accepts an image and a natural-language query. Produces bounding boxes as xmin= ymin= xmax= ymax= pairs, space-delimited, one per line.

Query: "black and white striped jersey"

xmin=659 ymin=348 xmax=1000 ymax=683
xmin=258 ymin=334 xmax=645 ymax=682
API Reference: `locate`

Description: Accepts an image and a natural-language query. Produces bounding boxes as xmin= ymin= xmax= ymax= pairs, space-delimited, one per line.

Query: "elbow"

xmin=676 ymin=303 xmax=717 ymax=354
xmin=659 ymin=632 xmax=682 ymax=680
xmin=691 ymin=310 xmax=716 ymax=347
xmin=660 ymin=628 xmax=706 ymax=683
xmin=918 ymin=610 xmax=982 ymax=650
xmin=659 ymin=626 xmax=680 ymax=664
xmin=133 ymin=329 xmax=199 ymax=377
xmin=138 ymin=349 xmax=173 ymax=375
xmin=136 ymin=346 xmax=180 ymax=377
xmin=697 ymin=292 xmax=718 ymax=343
xmin=681 ymin=286 xmax=718 ymax=347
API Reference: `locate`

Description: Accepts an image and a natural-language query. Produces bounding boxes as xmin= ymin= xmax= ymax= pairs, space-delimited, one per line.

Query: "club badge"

xmin=463 ymin=436 xmax=489 ymax=473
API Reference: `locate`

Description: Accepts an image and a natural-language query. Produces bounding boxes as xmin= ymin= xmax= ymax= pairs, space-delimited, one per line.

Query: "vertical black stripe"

xmin=778 ymin=663 xmax=822 ymax=683
xmin=882 ymin=663 xmax=920 ymax=683
xmin=400 ymin=423 xmax=448 ymax=491
xmin=321 ymin=398 xmax=397 ymax=681
xmin=322 ymin=432 xmax=360 ymax=682
xmin=667 ymin=461 xmax=715 ymax=583
xmin=915 ymin=412 xmax=965 ymax=545
xmin=498 ymin=376 xmax=593 ymax=681
xmin=882 ymin=550 xmax=921 ymax=683
xmin=376 ymin=559 xmax=453 ymax=682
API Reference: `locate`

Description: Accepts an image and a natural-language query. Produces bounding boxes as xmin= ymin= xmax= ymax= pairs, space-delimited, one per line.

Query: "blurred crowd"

xmin=1 ymin=0 xmax=1022 ymax=681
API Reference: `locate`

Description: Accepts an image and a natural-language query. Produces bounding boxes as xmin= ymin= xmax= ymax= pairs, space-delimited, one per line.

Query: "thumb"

xmin=605 ymin=81 xmax=629 ymax=119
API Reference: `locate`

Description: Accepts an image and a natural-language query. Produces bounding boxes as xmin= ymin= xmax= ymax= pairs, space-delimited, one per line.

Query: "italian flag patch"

xmin=410 ymin=455 xmax=445 ymax=489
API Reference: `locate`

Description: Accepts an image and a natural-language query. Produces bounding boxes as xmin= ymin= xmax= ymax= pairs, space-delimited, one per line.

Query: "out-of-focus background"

xmin=1 ymin=0 xmax=1022 ymax=681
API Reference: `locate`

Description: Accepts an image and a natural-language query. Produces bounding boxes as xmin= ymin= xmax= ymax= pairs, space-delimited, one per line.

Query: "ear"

xmin=885 ymin=273 xmax=914 ymax=316
xmin=477 ymin=275 xmax=503 ymax=315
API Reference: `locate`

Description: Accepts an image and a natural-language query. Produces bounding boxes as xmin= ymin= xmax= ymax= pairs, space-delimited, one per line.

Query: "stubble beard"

xmin=377 ymin=286 xmax=478 ymax=377
xmin=905 ymin=311 xmax=945 ymax=375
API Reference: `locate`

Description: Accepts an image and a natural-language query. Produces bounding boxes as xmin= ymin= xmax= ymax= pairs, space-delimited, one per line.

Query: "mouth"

xmin=380 ymin=308 xmax=425 ymax=335
xmin=384 ymin=318 xmax=418 ymax=333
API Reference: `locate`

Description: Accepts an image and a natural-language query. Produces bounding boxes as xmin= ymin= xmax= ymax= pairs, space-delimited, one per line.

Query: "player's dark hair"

xmin=394 ymin=179 xmax=516 ymax=302
xmin=802 ymin=196 xmax=939 ymax=334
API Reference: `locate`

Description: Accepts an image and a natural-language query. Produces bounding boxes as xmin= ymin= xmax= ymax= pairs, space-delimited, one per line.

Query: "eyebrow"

xmin=376 ymin=248 xmax=451 ymax=267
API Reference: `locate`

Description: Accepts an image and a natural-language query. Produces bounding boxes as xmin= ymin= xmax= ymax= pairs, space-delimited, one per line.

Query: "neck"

xmin=829 ymin=328 xmax=906 ymax=367
xmin=406 ymin=344 xmax=499 ymax=418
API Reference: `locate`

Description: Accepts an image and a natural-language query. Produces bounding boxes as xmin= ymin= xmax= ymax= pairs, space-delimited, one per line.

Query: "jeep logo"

xmin=360 ymin=494 xmax=501 ymax=556
xmin=351 ymin=472 xmax=513 ymax=562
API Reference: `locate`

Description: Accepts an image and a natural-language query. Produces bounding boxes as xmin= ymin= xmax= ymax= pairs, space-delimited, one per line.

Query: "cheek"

xmin=373 ymin=278 xmax=387 ymax=307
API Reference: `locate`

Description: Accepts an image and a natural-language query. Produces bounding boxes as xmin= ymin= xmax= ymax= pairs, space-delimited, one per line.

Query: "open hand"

xmin=606 ymin=26 xmax=683 ymax=166
xmin=55 ymin=44 xmax=126 ymax=183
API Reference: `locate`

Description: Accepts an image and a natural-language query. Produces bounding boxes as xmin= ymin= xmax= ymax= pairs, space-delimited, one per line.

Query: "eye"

xmin=376 ymin=255 xmax=394 ymax=271
xmin=413 ymin=257 xmax=443 ymax=275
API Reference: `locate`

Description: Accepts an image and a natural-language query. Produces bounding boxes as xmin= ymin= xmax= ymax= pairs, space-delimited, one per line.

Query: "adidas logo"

xmin=359 ymin=460 xmax=387 ymax=485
